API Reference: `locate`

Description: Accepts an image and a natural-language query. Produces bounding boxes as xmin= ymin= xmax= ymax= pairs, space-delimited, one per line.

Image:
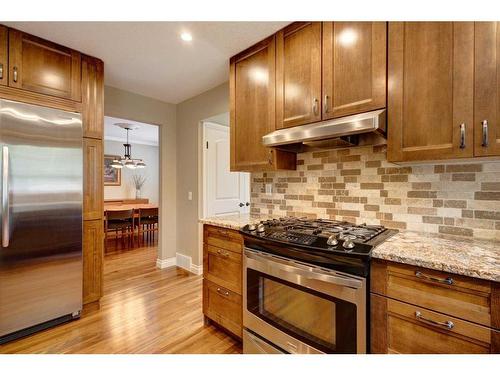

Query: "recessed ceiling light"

xmin=181 ymin=32 xmax=193 ymax=42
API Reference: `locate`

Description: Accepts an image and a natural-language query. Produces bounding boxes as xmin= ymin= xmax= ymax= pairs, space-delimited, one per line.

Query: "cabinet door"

xmin=83 ymin=219 xmax=104 ymax=305
xmin=82 ymin=55 xmax=104 ymax=139
xmin=387 ymin=22 xmax=474 ymax=162
xmin=230 ymin=36 xmax=295 ymax=172
xmin=0 ymin=26 xmax=7 ymax=86
xmin=276 ymin=22 xmax=322 ymax=128
xmin=83 ymin=138 xmax=103 ymax=221
xmin=9 ymin=29 xmax=81 ymax=101
xmin=475 ymin=22 xmax=500 ymax=156
xmin=322 ymin=22 xmax=386 ymax=119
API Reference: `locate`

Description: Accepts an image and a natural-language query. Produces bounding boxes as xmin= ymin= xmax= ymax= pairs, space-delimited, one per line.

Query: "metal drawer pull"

xmin=216 ymin=249 xmax=230 ymax=257
xmin=216 ymin=287 xmax=229 ymax=297
xmin=415 ymin=311 xmax=454 ymax=330
xmin=482 ymin=120 xmax=489 ymax=147
xmin=415 ymin=271 xmax=453 ymax=285
xmin=217 ymin=229 xmax=229 ymax=236
xmin=459 ymin=123 xmax=466 ymax=149
xmin=268 ymin=149 xmax=273 ymax=165
xmin=0 ymin=63 xmax=3 ymax=79
xmin=13 ymin=67 xmax=18 ymax=83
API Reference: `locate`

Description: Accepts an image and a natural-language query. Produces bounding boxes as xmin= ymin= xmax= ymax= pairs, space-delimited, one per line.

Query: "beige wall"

xmin=104 ymin=140 xmax=159 ymax=204
xmin=176 ymin=82 xmax=229 ymax=265
xmin=104 ymin=86 xmax=177 ymax=262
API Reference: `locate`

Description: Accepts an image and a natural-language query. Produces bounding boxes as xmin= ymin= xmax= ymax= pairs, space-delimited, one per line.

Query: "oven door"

xmin=243 ymin=247 xmax=366 ymax=354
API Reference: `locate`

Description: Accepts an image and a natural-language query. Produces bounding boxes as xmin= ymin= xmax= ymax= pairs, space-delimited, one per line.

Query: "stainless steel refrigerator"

xmin=0 ymin=99 xmax=83 ymax=343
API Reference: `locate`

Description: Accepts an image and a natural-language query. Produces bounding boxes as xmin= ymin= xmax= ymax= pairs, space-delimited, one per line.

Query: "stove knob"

xmin=256 ymin=223 xmax=266 ymax=233
xmin=342 ymin=238 xmax=355 ymax=250
xmin=247 ymin=223 xmax=256 ymax=231
xmin=326 ymin=234 xmax=338 ymax=246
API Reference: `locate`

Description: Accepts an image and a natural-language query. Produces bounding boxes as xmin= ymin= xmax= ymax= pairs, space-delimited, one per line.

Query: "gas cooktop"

xmin=240 ymin=217 xmax=396 ymax=276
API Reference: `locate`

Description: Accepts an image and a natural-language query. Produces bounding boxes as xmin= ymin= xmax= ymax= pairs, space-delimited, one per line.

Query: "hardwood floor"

xmin=0 ymin=245 xmax=242 ymax=354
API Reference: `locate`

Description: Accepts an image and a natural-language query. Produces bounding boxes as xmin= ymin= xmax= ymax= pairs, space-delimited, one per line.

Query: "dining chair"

xmin=104 ymin=209 xmax=135 ymax=252
xmin=136 ymin=208 xmax=159 ymax=246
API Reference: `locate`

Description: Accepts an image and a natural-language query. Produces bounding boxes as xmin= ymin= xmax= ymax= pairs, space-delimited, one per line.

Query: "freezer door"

xmin=0 ymin=99 xmax=83 ymax=338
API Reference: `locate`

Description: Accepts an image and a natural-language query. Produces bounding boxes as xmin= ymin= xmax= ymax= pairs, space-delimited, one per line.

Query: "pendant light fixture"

xmin=111 ymin=123 xmax=146 ymax=169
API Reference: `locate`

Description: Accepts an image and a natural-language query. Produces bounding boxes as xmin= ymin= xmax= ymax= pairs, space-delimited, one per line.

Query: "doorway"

xmin=201 ymin=114 xmax=250 ymax=218
xmin=103 ymin=116 xmax=160 ymax=254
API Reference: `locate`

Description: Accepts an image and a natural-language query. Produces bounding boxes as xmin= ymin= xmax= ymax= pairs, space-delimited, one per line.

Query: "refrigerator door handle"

xmin=2 ymin=145 xmax=9 ymax=247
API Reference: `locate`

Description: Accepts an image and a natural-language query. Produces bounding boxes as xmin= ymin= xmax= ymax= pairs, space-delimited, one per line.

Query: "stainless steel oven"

xmin=243 ymin=247 xmax=367 ymax=354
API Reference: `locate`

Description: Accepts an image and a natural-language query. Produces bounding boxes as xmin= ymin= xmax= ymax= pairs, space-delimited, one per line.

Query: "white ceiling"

xmin=4 ymin=22 xmax=289 ymax=104
xmin=104 ymin=116 xmax=159 ymax=146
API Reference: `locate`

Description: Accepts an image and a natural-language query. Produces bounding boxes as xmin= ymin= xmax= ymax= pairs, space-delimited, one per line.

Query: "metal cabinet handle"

xmin=482 ymin=120 xmax=489 ymax=147
xmin=0 ymin=63 xmax=3 ymax=80
xmin=459 ymin=123 xmax=466 ymax=149
xmin=216 ymin=249 xmax=230 ymax=258
xmin=245 ymin=202 xmax=250 ymax=206
xmin=415 ymin=271 xmax=453 ymax=285
xmin=312 ymin=98 xmax=319 ymax=116
xmin=12 ymin=67 xmax=18 ymax=83
xmin=2 ymin=146 xmax=9 ymax=248
xmin=216 ymin=287 xmax=230 ymax=297
xmin=238 ymin=202 xmax=244 ymax=207
xmin=268 ymin=149 xmax=273 ymax=165
xmin=415 ymin=311 xmax=454 ymax=330
xmin=323 ymin=95 xmax=329 ymax=114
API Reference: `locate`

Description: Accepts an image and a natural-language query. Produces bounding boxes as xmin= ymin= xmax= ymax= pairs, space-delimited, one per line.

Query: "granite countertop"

xmin=199 ymin=213 xmax=270 ymax=230
xmin=373 ymin=231 xmax=500 ymax=282
xmin=199 ymin=215 xmax=500 ymax=282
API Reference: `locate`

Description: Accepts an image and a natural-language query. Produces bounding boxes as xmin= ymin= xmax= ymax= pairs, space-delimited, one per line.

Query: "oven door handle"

xmin=244 ymin=248 xmax=364 ymax=290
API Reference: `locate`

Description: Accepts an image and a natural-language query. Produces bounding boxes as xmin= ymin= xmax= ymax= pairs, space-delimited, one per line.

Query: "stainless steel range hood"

xmin=262 ymin=109 xmax=386 ymax=152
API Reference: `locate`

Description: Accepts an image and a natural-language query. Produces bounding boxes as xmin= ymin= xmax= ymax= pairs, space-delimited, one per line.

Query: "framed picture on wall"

xmin=104 ymin=155 xmax=121 ymax=186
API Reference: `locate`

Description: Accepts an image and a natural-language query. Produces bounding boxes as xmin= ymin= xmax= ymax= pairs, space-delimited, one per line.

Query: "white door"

xmin=204 ymin=122 xmax=250 ymax=217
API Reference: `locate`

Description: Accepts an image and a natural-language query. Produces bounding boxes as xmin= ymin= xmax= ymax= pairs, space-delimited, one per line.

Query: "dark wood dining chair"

xmin=136 ymin=208 xmax=159 ymax=246
xmin=104 ymin=209 xmax=135 ymax=252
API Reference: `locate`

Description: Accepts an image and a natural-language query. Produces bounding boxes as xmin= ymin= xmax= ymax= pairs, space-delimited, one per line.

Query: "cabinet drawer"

xmin=203 ymin=279 xmax=242 ymax=338
xmin=203 ymin=244 xmax=242 ymax=294
xmin=381 ymin=297 xmax=498 ymax=354
xmin=371 ymin=259 xmax=498 ymax=328
xmin=204 ymin=225 xmax=243 ymax=254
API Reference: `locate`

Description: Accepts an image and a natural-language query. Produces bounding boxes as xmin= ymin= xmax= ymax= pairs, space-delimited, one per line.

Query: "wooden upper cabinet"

xmin=82 ymin=55 xmax=104 ymax=139
xmin=322 ymin=22 xmax=386 ymax=119
xmin=387 ymin=22 xmax=474 ymax=162
xmin=276 ymin=22 xmax=322 ymax=129
xmin=230 ymin=35 xmax=296 ymax=172
xmin=474 ymin=22 xmax=500 ymax=157
xmin=0 ymin=26 xmax=7 ymax=86
xmin=8 ymin=29 xmax=81 ymax=101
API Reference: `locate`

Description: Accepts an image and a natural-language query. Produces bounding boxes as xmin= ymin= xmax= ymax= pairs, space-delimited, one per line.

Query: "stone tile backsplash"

xmin=250 ymin=145 xmax=500 ymax=241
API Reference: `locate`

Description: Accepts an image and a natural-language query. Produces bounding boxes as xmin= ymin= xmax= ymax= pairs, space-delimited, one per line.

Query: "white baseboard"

xmin=190 ymin=263 xmax=203 ymax=276
xmin=156 ymin=253 xmax=203 ymax=275
xmin=156 ymin=257 xmax=176 ymax=269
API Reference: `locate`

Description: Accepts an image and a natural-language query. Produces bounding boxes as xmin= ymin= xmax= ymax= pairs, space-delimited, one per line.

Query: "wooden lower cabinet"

xmin=83 ymin=219 xmax=104 ymax=305
xmin=371 ymin=294 xmax=498 ymax=354
xmin=202 ymin=225 xmax=243 ymax=339
xmin=371 ymin=259 xmax=500 ymax=353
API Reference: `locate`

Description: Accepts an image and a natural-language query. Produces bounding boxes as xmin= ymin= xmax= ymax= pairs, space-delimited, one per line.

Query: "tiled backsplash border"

xmin=250 ymin=145 xmax=500 ymax=241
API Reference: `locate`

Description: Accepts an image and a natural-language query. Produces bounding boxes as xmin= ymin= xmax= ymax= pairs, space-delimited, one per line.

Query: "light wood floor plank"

xmin=0 ymin=245 xmax=242 ymax=354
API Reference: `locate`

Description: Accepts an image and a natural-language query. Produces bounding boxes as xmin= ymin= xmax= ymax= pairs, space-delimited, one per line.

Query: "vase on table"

xmin=136 ymin=189 xmax=141 ymax=199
